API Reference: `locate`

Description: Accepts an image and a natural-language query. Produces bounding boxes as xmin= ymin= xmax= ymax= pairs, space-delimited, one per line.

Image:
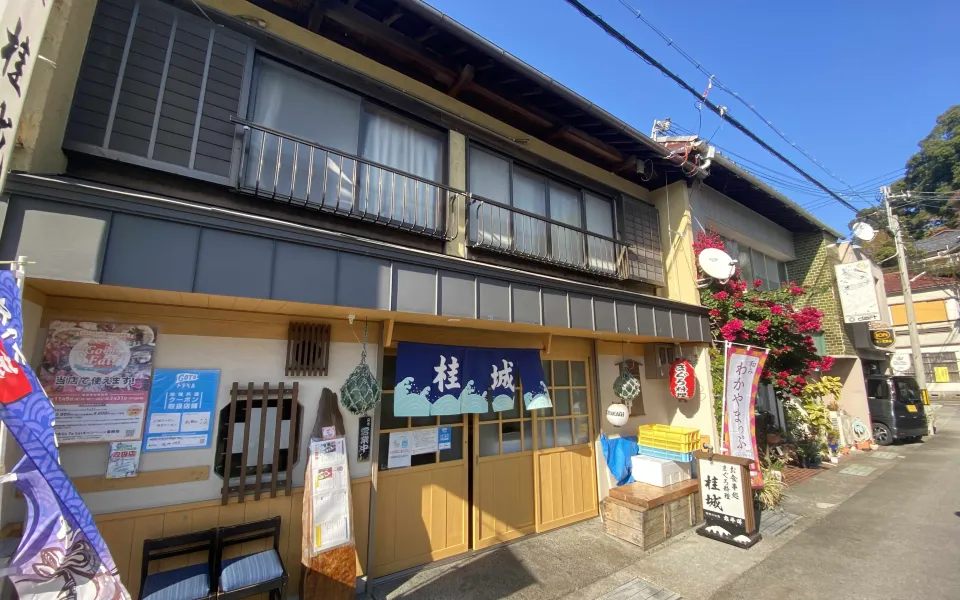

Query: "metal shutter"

xmin=64 ymin=0 xmax=252 ymax=183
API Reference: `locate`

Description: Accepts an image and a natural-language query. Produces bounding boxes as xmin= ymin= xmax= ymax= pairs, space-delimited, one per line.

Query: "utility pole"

xmin=882 ymin=186 xmax=928 ymax=402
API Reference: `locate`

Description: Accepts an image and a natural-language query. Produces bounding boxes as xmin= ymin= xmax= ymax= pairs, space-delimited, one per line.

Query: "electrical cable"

xmin=614 ymin=0 xmax=871 ymax=207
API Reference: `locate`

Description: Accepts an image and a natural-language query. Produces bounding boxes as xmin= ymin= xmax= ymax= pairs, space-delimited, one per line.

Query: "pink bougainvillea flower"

xmin=713 ymin=291 xmax=729 ymax=300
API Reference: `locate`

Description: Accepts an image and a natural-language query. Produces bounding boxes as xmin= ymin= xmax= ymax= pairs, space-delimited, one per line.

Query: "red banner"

xmin=720 ymin=343 xmax=768 ymax=488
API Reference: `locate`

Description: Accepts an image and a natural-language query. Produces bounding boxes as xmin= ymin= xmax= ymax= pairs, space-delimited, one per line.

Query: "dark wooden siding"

xmin=64 ymin=0 xmax=252 ymax=182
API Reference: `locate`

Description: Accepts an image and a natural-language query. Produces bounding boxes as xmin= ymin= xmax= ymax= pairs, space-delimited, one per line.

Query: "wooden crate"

xmin=602 ymin=481 xmax=703 ymax=550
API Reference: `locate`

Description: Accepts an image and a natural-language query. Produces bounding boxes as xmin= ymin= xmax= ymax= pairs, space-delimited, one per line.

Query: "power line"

xmin=613 ymin=0 xmax=872 ymax=207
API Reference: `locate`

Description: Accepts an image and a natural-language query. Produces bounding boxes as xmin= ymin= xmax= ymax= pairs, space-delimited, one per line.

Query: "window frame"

xmin=467 ymin=143 xmax=618 ymax=243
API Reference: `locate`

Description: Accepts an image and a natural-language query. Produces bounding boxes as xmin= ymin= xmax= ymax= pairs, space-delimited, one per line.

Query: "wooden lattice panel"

xmin=286 ymin=322 xmax=331 ymax=376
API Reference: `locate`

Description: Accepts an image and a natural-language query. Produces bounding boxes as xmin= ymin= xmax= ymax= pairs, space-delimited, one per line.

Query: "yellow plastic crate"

xmin=637 ymin=424 xmax=701 ymax=453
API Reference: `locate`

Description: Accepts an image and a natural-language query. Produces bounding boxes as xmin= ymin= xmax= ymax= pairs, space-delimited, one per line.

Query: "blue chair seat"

xmin=220 ymin=549 xmax=284 ymax=592
xmin=142 ymin=563 xmax=210 ymax=600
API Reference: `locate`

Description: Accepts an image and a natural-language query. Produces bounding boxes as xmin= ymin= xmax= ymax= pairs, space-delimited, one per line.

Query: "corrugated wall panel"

xmin=64 ymin=0 xmax=252 ymax=182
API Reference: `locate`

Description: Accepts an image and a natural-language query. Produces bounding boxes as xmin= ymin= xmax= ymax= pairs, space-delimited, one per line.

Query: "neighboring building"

xmin=884 ymin=273 xmax=960 ymax=402
xmin=1 ymin=0 xmax=720 ymax=590
xmin=655 ymin=133 xmax=875 ymax=433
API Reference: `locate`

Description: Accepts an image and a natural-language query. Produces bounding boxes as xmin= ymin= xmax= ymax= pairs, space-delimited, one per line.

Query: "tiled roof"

xmin=913 ymin=229 xmax=960 ymax=255
xmin=883 ymin=272 xmax=956 ymax=294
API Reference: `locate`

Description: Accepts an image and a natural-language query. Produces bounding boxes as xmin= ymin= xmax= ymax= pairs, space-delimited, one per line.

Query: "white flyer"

xmin=313 ymin=463 xmax=348 ymax=494
xmin=310 ymin=438 xmax=346 ymax=468
xmin=410 ymin=427 xmax=439 ymax=455
xmin=312 ymin=489 xmax=350 ymax=553
xmin=105 ymin=441 xmax=141 ymax=479
xmin=387 ymin=431 xmax=412 ymax=469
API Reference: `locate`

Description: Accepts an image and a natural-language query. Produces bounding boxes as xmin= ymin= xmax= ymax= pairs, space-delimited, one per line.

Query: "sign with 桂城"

xmin=720 ymin=343 xmax=768 ymax=488
xmin=694 ymin=451 xmax=760 ymax=549
xmin=835 ymin=260 xmax=881 ymax=324
xmin=0 ymin=0 xmax=55 ymax=194
xmin=38 ymin=321 xmax=157 ymax=444
xmin=393 ymin=342 xmax=552 ymax=416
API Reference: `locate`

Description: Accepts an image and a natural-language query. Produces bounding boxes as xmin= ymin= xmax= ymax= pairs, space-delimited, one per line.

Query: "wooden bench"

xmin=601 ymin=480 xmax=703 ymax=550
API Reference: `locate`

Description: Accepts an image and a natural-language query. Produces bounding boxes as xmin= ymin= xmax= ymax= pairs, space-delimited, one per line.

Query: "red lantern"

xmin=669 ymin=359 xmax=696 ymax=401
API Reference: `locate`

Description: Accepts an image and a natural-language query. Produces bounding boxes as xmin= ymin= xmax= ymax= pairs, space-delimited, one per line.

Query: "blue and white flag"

xmin=0 ymin=271 xmax=130 ymax=600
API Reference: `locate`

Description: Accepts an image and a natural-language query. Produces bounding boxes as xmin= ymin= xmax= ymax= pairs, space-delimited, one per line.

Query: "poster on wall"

xmin=143 ymin=369 xmax=220 ymax=452
xmin=719 ymin=342 xmax=768 ymax=488
xmin=38 ymin=321 xmax=157 ymax=444
xmin=105 ymin=441 xmax=142 ymax=479
xmin=835 ymin=260 xmax=881 ymax=323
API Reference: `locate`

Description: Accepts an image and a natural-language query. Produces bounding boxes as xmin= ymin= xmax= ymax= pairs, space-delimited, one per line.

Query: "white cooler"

xmin=631 ymin=455 xmax=690 ymax=487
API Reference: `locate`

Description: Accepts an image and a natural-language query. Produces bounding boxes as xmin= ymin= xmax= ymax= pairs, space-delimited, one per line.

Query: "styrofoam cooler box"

xmin=631 ymin=455 xmax=690 ymax=487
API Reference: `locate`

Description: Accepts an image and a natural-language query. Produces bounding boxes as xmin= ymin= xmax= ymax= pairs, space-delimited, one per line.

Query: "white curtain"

xmin=549 ymin=182 xmax=584 ymax=267
xmin=512 ymin=168 xmax=548 ymax=258
xmin=245 ymin=58 xmax=361 ymax=208
xmin=585 ymin=192 xmax=616 ymax=274
xmin=468 ymin=149 xmax=511 ymax=248
xmin=359 ymin=107 xmax=442 ymax=230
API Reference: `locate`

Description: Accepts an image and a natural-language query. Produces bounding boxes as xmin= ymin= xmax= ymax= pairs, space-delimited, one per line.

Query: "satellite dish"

xmin=851 ymin=221 xmax=877 ymax=242
xmin=698 ymin=248 xmax=737 ymax=281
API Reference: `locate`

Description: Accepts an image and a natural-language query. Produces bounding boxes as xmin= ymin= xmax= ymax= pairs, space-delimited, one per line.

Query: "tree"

xmin=892 ymin=105 xmax=960 ymax=241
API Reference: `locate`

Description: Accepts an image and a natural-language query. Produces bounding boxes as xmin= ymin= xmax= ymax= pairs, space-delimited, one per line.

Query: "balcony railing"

xmin=233 ymin=117 xmax=463 ymax=240
xmin=467 ymin=196 xmax=629 ymax=279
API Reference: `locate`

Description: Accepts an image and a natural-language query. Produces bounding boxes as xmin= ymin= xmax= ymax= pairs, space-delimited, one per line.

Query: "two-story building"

xmin=1 ymin=0 xmax=719 ymax=592
xmin=885 ymin=273 xmax=960 ymax=402
xmin=653 ymin=133 xmax=878 ymax=433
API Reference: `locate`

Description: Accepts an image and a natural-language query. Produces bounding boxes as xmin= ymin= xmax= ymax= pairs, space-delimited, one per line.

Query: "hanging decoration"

xmin=669 ymin=359 xmax=696 ymax=401
xmin=613 ymin=361 xmax=641 ymax=403
xmin=605 ymin=401 xmax=630 ymax=428
xmin=340 ymin=322 xmax=381 ymax=416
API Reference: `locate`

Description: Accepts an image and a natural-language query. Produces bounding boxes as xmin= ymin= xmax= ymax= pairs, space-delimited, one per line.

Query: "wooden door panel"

xmin=475 ymin=454 xmax=536 ymax=549
xmin=373 ymin=463 xmax=468 ymax=577
xmin=536 ymin=446 xmax=597 ymax=532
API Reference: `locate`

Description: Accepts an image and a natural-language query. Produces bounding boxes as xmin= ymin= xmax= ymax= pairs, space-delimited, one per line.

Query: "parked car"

xmin=865 ymin=375 xmax=927 ymax=445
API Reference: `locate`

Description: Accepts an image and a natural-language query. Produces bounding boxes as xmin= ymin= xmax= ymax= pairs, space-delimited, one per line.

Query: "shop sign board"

xmin=835 ymin=260 xmax=881 ymax=323
xmin=869 ymin=327 xmax=895 ymax=349
xmin=143 ymin=369 xmax=220 ymax=452
xmin=720 ymin=343 xmax=768 ymax=488
xmin=0 ymin=0 xmax=55 ymax=194
xmin=357 ymin=416 xmax=372 ymax=462
xmin=694 ymin=451 xmax=760 ymax=548
xmin=891 ymin=353 xmax=911 ymax=374
xmin=668 ymin=359 xmax=696 ymax=400
xmin=38 ymin=321 xmax=157 ymax=444
xmin=394 ymin=342 xmax=552 ymax=417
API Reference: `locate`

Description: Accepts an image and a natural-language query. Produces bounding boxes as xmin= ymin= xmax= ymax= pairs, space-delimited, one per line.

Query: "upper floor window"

xmin=720 ymin=236 xmax=788 ymax=291
xmin=468 ymin=147 xmax=619 ymax=276
xmin=243 ymin=57 xmax=447 ymax=234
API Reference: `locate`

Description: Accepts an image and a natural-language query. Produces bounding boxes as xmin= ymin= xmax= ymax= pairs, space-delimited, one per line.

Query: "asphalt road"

xmin=711 ymin=404 xmax=960 ymax=600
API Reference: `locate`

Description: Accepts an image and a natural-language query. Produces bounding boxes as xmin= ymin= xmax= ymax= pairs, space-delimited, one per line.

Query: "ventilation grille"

xmin=285 ymin=322 xmax=331 ymax=376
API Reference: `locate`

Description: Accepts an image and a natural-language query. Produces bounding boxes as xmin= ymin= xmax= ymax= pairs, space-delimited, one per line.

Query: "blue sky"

xmin=425 ymin=0 xmax=959 ymax=235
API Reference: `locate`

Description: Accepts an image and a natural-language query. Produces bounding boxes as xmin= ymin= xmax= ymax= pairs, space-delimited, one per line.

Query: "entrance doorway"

xmin=372 ymin=353 xmax=599 ymax=578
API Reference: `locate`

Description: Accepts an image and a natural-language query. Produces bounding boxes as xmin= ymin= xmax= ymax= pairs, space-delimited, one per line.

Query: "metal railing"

xmin=233 ymin=117 xmax=463 ymax=240
xmin=467 ymin=196 xmax=629 ymax=279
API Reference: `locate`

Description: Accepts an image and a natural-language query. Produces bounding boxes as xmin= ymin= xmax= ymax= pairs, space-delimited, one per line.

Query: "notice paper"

xmin=387 ymin=431 xmax=412 ymax=469
xmin=312 ymin=489 xmax=350 ymax=553
xmin=409 ymin=427 xmax=439 ymax=455
xmin=311 ymin=438 xmax=346 ymax=468
xmin=105 ymin=441 xmax=141 ymax=479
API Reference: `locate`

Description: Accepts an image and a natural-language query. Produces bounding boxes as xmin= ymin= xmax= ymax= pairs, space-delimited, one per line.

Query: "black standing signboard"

xmin=694 ymin=450 xmax=761 ymax=548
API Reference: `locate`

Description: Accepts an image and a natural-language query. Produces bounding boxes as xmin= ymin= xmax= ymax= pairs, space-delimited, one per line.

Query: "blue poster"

xmin=143 ymin=369 xmax=220 ymax=452
xmin=438 ymin=426 xmax=452 ymax=450
xmin=394 ymin=342 xmax=552 ymax=416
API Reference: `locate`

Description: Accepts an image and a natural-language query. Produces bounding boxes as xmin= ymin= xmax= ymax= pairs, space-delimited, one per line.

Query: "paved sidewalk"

xmin=368 ymin=409 xmax=950 ymax=600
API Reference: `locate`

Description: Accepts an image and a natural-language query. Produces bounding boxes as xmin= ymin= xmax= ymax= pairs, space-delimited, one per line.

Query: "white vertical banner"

xmin=835 ymin=260 xmax=881 ymax=323
xmin=0 ymin=0 xmax=55 ymax=192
